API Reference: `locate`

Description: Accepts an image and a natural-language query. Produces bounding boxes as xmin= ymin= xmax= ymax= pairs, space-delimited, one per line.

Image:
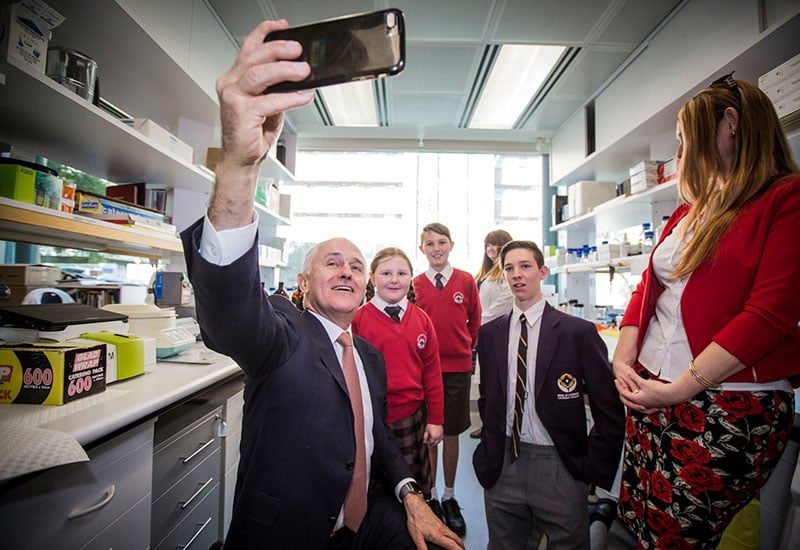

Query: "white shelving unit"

xmin=0 ymin=15 xmax=293 ymax=263
xmin=549 ymin=10 xmax=800 ymax=309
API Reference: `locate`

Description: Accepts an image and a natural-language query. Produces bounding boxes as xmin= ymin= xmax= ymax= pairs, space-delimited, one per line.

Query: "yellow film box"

xmin=0 ymin=342 xmax=106 ymax=405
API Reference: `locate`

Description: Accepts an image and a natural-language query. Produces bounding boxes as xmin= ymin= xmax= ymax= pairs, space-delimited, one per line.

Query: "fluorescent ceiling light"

xmin=320 ymin=80 xmax=378 ymax=127
xmin=469 ymin=44 xmax=566 ymax=129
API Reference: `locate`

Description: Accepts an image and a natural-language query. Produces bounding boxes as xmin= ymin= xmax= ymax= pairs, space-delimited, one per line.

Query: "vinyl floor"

xmin=440 ymin=400 xmax=637 ymax=550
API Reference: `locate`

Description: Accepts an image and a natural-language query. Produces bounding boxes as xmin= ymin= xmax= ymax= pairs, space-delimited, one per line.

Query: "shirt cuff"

xmin=199 ymin=211 xmax=259 ymax=266
xmin=394 ymin=477 xmax=417 ymax=502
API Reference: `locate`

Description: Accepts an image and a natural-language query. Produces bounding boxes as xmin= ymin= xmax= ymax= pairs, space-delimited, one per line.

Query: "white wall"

xmin=116 ymin=0 xmax=237 ymax=106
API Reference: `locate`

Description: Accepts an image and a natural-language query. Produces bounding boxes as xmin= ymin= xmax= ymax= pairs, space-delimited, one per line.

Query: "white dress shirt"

xmin=424 ymin=264 xmax=453 ymax=287
xmin=505 ymin=298 xmax=554 ymax=446
xmin=638 ymin=218 xmax=790 ymax=392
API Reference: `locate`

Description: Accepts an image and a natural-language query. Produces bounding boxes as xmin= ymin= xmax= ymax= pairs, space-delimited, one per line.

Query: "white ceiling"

xmin=208 ymin=0 xmax=685 ymax=149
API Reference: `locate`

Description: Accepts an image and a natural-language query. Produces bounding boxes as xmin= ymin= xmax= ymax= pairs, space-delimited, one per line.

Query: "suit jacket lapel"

xmin=303 ymin=310 xmax=348 ymax=394
xmin=534 ymin=303 xmax=560 ymax=398
xmin=492 ymin=313 xmax=513 ymax=399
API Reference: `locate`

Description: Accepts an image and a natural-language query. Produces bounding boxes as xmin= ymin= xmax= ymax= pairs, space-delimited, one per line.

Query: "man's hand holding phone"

xmin=209 ymin=19 xmax=313 ymax=231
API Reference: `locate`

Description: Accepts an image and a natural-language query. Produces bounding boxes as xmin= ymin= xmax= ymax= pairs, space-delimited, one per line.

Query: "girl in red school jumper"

xmin=352 ymin=247 xmax=445 ymax=502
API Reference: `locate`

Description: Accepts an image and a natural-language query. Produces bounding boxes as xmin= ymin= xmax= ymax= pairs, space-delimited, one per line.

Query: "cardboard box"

xmin=658 ymin=158 xmax=678 ymax=183
xmin=567 ymin=181 xmax=617 ymax=218
xmin=630 ymin=170 xmax=660 ymax=188
xmin=775 ymin=88 xmax=800 ymax=120
xmin=0 ymin=342 xmax=106 ymax=405
xmin=759 ymin=52 xmax=800 ymax=90
xmin=0 ymin=264 xmax=61 ymax=286
xmin=629 ymin=160 xmax=661 ymax=177
xmin=206 ymin=147 xmax=222 ymax=171
xmin=0 ymin=162 xmax=37 ymax=204
xmin=132 ymin=118 xmax=193 ymax=164
xmin=0 ymin=3 xmax=51 ymax=73
xmin=597 ymin=243 xmax=621 ymax=262
xmin=762 ymin=72 xmax=800 ymax=104
xmin=75 ymin=191 xmax=165 ymax=222
xmin=0 ymin=285 xmax=48 ymax=305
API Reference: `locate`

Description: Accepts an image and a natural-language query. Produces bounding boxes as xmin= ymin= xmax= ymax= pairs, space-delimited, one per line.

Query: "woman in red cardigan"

xmin=613 ymin=75 xmax=800 ymax=548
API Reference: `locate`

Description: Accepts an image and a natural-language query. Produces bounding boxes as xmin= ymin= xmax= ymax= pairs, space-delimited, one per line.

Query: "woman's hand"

xmin=612 ymin=325 xmax=641 ymax=394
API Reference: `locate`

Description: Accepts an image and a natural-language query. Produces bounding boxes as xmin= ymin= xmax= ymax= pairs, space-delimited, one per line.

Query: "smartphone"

xmin=263 ymin=9 xmax=405 ymax=92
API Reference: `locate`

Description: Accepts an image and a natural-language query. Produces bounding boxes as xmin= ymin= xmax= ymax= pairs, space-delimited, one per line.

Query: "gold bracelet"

xmin=689 ymin=360 xmax=719 ymax=389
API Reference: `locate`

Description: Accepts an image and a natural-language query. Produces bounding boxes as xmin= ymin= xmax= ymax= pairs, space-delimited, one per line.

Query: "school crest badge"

xmin=557 ymin=373 xmax=577 ymax=393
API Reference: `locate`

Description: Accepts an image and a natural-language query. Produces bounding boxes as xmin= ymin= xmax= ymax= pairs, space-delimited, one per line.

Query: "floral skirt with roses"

xmin=617 ymin=383 xmax=794 ymax=549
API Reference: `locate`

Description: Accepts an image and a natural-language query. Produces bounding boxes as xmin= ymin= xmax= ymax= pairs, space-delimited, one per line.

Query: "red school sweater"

xmin=352 ymin=302 xmax=445 ymax=424
xmin=413 ymin=268 xmax=481 ymax=373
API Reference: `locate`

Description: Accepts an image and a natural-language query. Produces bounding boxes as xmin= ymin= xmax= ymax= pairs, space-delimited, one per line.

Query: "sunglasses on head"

xmin=710 ymin=71 xmax=742 ymax=103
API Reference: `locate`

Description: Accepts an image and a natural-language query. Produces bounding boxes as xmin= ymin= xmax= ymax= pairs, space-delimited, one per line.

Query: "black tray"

xmin=0 ymin=303 xmax=128 ymax=331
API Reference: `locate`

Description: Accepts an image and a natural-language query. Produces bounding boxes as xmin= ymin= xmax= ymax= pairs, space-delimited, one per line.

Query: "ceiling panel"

xmin=522 ymin=97 xmax=584 ymax=131
xmin=493 ymin=0 xmax=616 ymax=44
xmin=552 ymin=49 xmax=633 ymax=96
xmin=595 ymin=0 xmax=683 ymax=45
xmin=208 ymin=0 xmax=267 ymax=40
xmin=206 ymin=0 xmax=689 ymax=146
xmin=392 ymin=0 xmax=496 ymax=42
xmin=392 ymin=96 xmax=463 ymax=126
xmin=266 ymin=0 xmax=379 ymax=26
xmin=392 ymin=45 xmax=481 ymax=94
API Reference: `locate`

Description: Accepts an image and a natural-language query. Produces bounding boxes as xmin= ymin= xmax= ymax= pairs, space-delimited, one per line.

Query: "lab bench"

xmin=0 ymin=343 xmax=244 ymax=548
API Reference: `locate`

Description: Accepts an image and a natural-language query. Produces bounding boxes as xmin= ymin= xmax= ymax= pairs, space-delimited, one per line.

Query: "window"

xmin=280 ymin=151 xmax=545 ymax=278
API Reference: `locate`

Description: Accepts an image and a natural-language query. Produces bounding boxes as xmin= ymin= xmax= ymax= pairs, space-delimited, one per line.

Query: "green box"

xmin=0 ymin=163 xmax=37 ymax=204
xmin=79 ymin=331 xmax=145 ymax=383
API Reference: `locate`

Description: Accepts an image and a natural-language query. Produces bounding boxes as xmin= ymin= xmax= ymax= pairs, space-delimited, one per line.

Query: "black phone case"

xmin=263 ymin=9 xmax=405 ymax=92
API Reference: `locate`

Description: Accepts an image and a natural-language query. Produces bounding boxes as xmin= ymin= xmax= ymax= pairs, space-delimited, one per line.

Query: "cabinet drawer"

xmin=153 ymin=403 xmax=222 ymax=499
xmin=81 ymin=493 xmax=151 ymax=550
xmin=151 ymin=446 xmax=220 ymax=544
xmin=154 ymin=484 xmax=220 ymax=550
xmin=0 ymin=421 xmax=154 ymax=550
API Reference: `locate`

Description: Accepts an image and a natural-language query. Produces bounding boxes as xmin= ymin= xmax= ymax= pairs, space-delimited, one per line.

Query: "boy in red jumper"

xmin=413 ymin=223 xmax=481 ymax=538
xmin=352 ymin=247 xmax=444 ymax=504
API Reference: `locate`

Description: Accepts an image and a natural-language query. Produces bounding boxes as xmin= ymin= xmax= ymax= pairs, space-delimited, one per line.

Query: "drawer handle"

xmin=182 ymin=438 xmax=215 ymax=464
xmin=178 ymin=516 xmax=213 ymax=549
xmin=67 ymin=484 xmax=116 ymax=520
xmin=180 ymin=477 xmax=214 ymax=510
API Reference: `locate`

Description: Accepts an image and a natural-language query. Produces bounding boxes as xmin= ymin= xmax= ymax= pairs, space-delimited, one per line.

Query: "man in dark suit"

xmin=181 ymin=19 xmax=463 ymax=550
xmin=472 ymin=241 xmax=625 ymax=550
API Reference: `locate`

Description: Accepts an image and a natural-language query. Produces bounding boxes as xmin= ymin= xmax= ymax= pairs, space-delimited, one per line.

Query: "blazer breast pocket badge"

xmin=556 ymin=372 xmax=580 ymax=400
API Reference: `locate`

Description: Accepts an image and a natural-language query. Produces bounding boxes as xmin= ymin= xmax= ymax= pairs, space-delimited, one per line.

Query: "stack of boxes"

xmin=629 ymin=161 xmax=661 ymax=194
xmin=760 ymin=52 xmax=800 ymax=124
xmin=0 ymin=264 xmax=62 ymax=305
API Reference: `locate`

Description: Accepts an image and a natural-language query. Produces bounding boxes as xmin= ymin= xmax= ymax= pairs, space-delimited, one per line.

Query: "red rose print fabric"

xmin=617 ymin=366 xmax=793 ymax=549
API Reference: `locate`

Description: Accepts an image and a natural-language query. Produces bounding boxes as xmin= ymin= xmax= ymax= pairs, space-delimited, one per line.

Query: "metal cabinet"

xmin=151 ymin=402 xmax=223 ymax=548
xmin=0 ymin=420 xmax=154 ymax=550
xmin=193 ymin=373 xmax=245 ymax=541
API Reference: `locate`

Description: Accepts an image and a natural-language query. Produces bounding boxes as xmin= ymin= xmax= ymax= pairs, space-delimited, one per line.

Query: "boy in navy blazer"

xmin=472 ymin=241 xmax=624 ymax=549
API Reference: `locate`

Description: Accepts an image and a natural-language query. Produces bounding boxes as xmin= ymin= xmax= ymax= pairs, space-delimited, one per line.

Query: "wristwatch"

xmin=399 ymin=480 xmax=423 ymax=501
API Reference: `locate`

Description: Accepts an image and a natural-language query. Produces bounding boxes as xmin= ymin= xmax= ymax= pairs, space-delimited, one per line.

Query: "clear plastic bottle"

xmin=642 ymin=231 xmax=655 ymax=253
xmin=654 ymin=215 xmax=670 ymax=242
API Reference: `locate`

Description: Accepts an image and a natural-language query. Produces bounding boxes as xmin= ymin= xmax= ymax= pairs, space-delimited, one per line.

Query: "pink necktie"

xmin=337 ymin=332 xmax=367 ymax=531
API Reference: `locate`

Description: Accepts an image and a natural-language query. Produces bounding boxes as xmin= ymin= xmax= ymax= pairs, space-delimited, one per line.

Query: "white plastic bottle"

xmin=620 ymin=234 xmax=631 ymax=256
